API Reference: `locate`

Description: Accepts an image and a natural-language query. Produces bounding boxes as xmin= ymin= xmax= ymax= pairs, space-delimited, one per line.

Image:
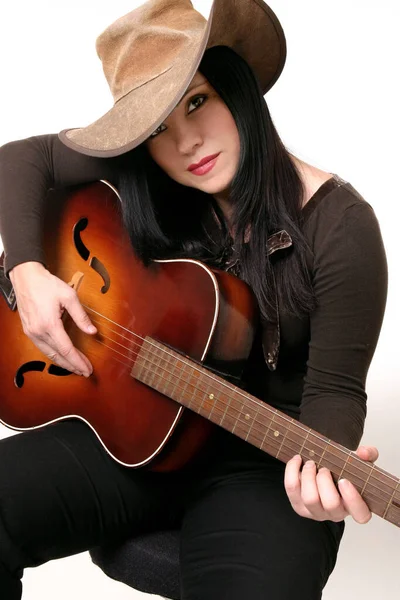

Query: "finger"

xmin=300 ymin=461 xmax=326 ymax=520
xmin=355 ymin=445 xmax=379 ymax=463
xmin=284 ymin=455 xmax=311 ymax=518
xmin=32 ymin=337 xmax=83 ymax=375
xmin=45 ymin=321 xmax=93 ymax=376
xmin=338 ymin=479 xmax=372 ymax=524
xmin=64 ymin=292 xmax=97 ymax=335
xmin=316 ymin=468 xmax=348 ymax=522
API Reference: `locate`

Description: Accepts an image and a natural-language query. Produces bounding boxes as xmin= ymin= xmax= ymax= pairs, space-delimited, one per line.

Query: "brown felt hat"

xmin=59 ymin=0 xmax=286 ymax=158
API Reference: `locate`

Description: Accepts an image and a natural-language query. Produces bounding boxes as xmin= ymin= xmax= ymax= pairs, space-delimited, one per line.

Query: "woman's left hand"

xmin=284 ymin=445 xmax=379 ymax=523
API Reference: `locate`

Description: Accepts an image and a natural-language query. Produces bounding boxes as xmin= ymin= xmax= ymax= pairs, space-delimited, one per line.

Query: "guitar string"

xmin=74 ymin=309 xmax=400 ymax=501
xmin=80 ymin=324 xmax=398 ymax=509
xmin=91 ymin=333 xmax=397 ymax=511
xmin=81 ymin=307 xmax=399 ymax=493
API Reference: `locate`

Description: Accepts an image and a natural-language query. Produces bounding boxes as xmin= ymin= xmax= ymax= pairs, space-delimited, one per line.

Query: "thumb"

xmin=64 ymin=293 xmax=97 ymax=334
xmin=356 ymin=445 xmax=379 ymax=463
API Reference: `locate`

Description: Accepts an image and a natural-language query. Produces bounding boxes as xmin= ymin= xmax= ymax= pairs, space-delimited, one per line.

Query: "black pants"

xmin=0 ymin=419 xmax=344 ymax=599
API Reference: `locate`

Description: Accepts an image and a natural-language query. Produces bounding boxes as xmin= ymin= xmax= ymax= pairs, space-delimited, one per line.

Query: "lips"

xmin=188 ymin=153 xmax=220 ymax=172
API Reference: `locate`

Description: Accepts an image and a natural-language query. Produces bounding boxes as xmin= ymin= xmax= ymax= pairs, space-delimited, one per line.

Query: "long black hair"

xmin=116 ymin=45 xmax=317 ymax=320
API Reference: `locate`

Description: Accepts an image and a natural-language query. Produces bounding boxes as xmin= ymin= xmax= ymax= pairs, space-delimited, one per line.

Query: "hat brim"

xmin=59 ymin=0 xmax=286 ymax=158
xmin=59 ymin=24 xmax=210 ymax=158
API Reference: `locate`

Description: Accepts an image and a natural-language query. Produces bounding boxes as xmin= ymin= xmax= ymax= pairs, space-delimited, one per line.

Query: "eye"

xmin=149 ymin=123 xmax=166 ymax=138
xmin=188 ymin=94 xmax=207 ymax=112
xmin=148 ymin=94 xmax=208 ymax=139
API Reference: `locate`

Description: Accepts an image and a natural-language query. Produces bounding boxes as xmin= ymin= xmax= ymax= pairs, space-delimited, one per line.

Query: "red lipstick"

xmin=188 ymin=153 xmax=220 ymax=172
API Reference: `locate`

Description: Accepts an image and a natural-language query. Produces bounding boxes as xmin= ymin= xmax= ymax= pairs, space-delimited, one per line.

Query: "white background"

xmin=0 ymin=1 xmax=399 ymax=598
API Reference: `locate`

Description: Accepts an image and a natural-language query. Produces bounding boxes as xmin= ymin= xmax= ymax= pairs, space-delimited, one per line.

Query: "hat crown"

xmin=96 ymin=0 xmax=206 ymax=103
xmin=60 ymin=0 xmax=287 ymax=158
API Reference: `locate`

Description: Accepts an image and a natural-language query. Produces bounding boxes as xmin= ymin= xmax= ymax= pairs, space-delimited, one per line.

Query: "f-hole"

xmin=15 ymin=361 xmax=73 ymax=388
xmin=73 ymin=217 xmax=110 ymax=294
xmin=73 ymin=218 xmax=90 ymax=261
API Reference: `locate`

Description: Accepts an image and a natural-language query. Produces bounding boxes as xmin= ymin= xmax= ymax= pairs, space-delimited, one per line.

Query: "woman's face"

xmin=144 ymin=70 xmax=240 ymax=200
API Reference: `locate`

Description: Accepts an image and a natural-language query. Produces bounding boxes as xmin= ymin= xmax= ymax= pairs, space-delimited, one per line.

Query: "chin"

xmin=201 ymin=178 xmax=231 ymax=194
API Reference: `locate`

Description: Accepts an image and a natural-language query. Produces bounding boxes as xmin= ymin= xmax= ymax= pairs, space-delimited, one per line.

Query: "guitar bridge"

xmin=0 ymin=253 xmax=17 ymax=311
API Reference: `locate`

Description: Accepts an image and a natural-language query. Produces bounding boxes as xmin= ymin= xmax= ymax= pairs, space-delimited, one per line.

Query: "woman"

xmin=0 ymin=0 xmax=387 ymax=598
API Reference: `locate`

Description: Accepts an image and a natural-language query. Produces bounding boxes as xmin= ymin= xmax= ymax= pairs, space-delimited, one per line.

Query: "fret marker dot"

xmin=209 ymin=393 xmax=214 ymax=400
xmin=309 ymin=450 xmax=315 ymax=457
xmin=245 ymin=414 xmax=250 ymax=420
xmin=274 ymin=431 xmax=280 ymax=437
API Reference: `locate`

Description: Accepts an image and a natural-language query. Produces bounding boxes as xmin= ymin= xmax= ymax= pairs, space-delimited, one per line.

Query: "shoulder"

xmin=300 ymin=175 xmax=386 ymax=277
xmin=302 ymin=174 xmax=378 ymax=237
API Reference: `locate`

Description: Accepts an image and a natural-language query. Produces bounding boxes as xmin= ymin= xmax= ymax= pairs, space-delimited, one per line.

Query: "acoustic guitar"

xmin=0 ymin=180 xmax=399 ymax=528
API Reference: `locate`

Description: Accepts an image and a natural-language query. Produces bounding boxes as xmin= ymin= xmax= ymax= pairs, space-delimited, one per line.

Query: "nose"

xmin=174 ymin=120 xmax=203 ymax=157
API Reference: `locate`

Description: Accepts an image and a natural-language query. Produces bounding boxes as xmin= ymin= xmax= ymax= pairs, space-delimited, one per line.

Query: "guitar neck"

xmin=132 ymin=336 xmax=400 ymax=528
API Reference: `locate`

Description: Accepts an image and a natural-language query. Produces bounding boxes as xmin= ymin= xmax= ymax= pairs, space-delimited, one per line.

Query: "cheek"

xmin=147 ymin=141 xmax=186 ymax=184
xmin=147 ymin=136 xmax=179 ymax=170
xmin=147 ymin=143 xmax=167 ymax=169
xmin=210 ymin=105 xmax=240 ymax=151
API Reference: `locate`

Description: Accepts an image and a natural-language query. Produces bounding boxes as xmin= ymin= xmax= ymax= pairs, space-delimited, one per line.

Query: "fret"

xmin=138 ymin=343 xmax=152 ymax=387
xmin=303 ymin=431 xmax=329 ymax=463
xmin=219 ymin=387 xmax=233 ymax=428
xmin=134 ymin=345 xmax=146 ymax=380
xmin=338 ymin=452 xmax=351 ymax=481
xmin=200 ymin=377 xmax=222 ymax=419
xmin=317 ymin=442 xmax=329 ymax=469
xmin=231 ymin=398 xmax=244 ymax=435
xmin=276 ymin=418 xmax=290 ymax=460
xmin=299 ymin=430 xmax=310 ymax=456
xmin=260 ymin=411 xmax=275 ymax=452
xmin=134 ymin=344 xmax=145 ymax=381
xmin=196 ymin=373 xmax=210 ymax=416
xmin=177 ymin=360 xmax=192 ymax=406
xmin=214 ymin=389 xmax=227 ymax=421
xmin=187 ymin=368 xmax=199 ymax=410
xmin=383 ymin=479 xmax=400 ymax=520
xmin=163 ymin=348 xmax=176 ymax=396
xmin=148 ymin=343 xmax=162 ymax=390
xmin=265 ymin=412 xmax=290 ymax=457
xmin=230 ymin=391 xmax=247 ymax=432
xmin=167 ymin=354 xmax=182 ymax=400
xmin=208 ymin=381 xmax=231 ymax=425
xmin=362 ymin=466 xmax=400 ymax=497
xmin=245 ymin=403 xmax=259 ymax=442
xmin=184 ymin=364 xmax=197 ymax=410
xmin=207 ymin=385 xmax=217 ymax=420
xmin=159 ymin=345 xmax=173 ymax=396
xmin=360 ymin=464 xmax=375 ymax=496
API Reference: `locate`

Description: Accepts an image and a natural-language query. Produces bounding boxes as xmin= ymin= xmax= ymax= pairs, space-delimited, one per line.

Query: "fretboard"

xmin=132 ymin=337 xmax=400 ymax=528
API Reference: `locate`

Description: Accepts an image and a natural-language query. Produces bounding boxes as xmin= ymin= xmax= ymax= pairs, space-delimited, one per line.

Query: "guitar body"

xmin=2 ymin=182 xmax=400 ymax=528
xmin=0 ymin=182 xmax=257 ymax=470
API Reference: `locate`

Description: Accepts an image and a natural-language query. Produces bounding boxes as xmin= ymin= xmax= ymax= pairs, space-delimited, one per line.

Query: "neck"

xmin=133 ymin=335 xmax=400 ymax=529
xmin=212 ymin=191 xmax=234 ymax=235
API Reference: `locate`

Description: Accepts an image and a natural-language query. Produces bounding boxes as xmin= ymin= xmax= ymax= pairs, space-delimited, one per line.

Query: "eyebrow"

xmin=151 ymin=80 xmax=208 ymax=134
xmin=177 ymin=81 xmax=207 ymax=107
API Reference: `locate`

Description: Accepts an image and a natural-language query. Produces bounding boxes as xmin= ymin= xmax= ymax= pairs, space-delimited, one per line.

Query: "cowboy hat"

xmin=59 ymin=0 xmax=286 ymax=158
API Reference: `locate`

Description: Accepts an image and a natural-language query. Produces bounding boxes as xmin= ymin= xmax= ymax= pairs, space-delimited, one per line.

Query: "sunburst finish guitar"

xmin=0 ymin=181 xmax=399 ymax=528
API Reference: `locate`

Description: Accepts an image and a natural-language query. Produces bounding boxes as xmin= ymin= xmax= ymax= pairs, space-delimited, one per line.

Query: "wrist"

xmin=9 ymin=261 xmax=47 ymax=283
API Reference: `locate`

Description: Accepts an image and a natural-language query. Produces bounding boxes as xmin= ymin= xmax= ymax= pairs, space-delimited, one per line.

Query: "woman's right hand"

xmin=9 ymin=261 xmax=97 ymax=377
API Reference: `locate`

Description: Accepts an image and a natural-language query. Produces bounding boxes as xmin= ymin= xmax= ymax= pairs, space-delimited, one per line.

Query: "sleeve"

xmin=0 ymin=134 xmax=118 ymax=278
xmin=299 ymin=200 xmax=388 ymax=450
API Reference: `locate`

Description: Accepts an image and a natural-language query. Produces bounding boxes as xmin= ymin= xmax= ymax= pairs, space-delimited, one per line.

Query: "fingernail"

xmin=338 ymin=478 xmax=349 ymax=488
xmin=87 ymin=325 xmax=97 ymax=333
xmin=305 ymin=460 xmax=315 ymax=468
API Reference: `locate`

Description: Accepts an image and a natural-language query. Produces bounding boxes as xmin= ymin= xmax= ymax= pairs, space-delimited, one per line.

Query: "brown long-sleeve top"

xmin=0 ymin=135 xmax=388 ymax=450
